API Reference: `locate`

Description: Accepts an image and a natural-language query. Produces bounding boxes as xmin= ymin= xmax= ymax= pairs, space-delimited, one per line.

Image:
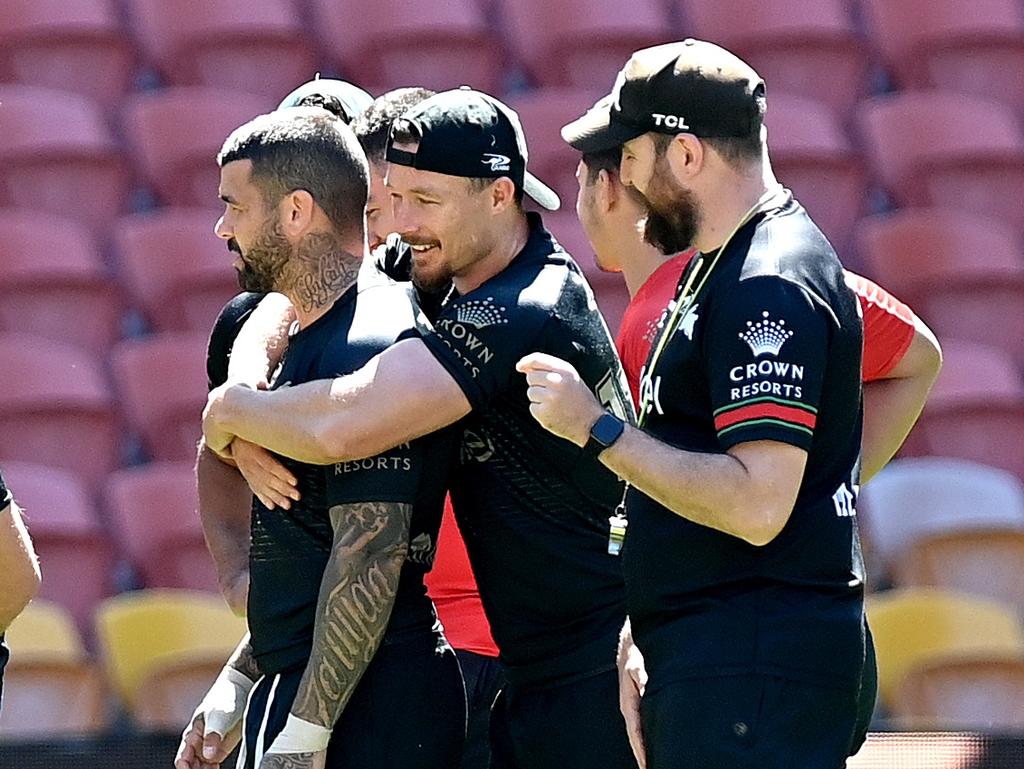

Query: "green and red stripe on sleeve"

xmin=713 ymin=396 xmax=817 ymax=439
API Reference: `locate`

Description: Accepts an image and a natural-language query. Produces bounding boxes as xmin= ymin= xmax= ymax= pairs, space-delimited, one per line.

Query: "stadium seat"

xmin=0 ymin=210 xmax=122 ymax=356
xmin=0 ymin=85 xmax=131 ymax=234
xmin=114 ymin=208 xmax=241 ymax=334
xmin=313 ymin=0 xmax=504 ymax=94
xmin=893 ymin=657 xmax=1024 ymax=730
xmin=858 ymin=91 xmax=1024 ymax=232
xmin=0 ymin=335 xmax=119 ymax=496
xmin=128 ymin=0 xmax=316 ymax=101
xmin=501 ymin=0 xmax=674 ymax=89
xmin=683 ymin=0 xmax=872 ymax=117
xmin=95 ymin=589 xmax=247 ymax=711
xmin=764 ymin=93 xmax=866 ymax=254
xmin=861 ymin=0 xmax=1024 ymax=113
xmin=894 ymin=529 xmax=1024 ymax=619
xmin=123 ymin=87 xmax=269 ymax=207
xmin=866 ymin=588 xmax=1024 ymax=707
xmin=1 ymin=463 xmax=114 ymax=640
xmin=133 ymin=655 xmax=227 ymax=730
xmin=110 ymin=333 xmax=210 ymax=462
xmin=860 ymin=457 xmax=1024 ymax=580
xmin=106 ymin=462 xmax=218 ymax=592
xmin=0 ymin=0 xmax=135 ymax=110
xmin=3 ymin=599 xmax=88 ymax=663
xmin=507 ymin=88 xmax=604 ymax=204
xmin=855 ymin=208 xmax=1024 ymax=305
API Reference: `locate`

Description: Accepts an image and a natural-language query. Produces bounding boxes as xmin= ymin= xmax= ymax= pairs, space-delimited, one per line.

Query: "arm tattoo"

xmin=227 ymin=633 xmax=263 ymax=681
xmin=291 ymin=501 xmax=411 ymax=728
xmin=260 ymin=752 xmax=319 ymax=769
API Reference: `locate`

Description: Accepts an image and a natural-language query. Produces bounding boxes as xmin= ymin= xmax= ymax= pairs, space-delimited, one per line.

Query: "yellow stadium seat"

xmin=95 ymin=589 xmax=247 ymax=711
xmin=4 ymin=599 xmax=86 ymax=663
xmin=867 ymin=588 xmax=1024 ymax=707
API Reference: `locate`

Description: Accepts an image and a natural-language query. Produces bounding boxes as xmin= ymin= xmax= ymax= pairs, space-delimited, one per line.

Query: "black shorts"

xmin=239 ymin=631 xmax=465 ymax=769
xmin=456 ymin=649 xmax=504 ymax=769
xmin=850 ymin=624 xmax=878 ymax=756
xmin=640 ymin=673 xmax=860 ymax=769
xmin=490 ymin=668 xmax=636 ymax=769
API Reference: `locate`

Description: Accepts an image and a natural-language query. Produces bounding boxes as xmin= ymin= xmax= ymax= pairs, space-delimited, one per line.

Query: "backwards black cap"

xmin=562 ymin=39 xmax=765 ymax=153
xmin=385 ymin=87 xmax=560 ymax=211
xmin=277 ymin=77 xmax=373 ymax=124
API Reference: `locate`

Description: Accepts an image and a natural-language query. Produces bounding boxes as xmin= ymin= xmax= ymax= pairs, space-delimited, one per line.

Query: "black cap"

xmin=277 ymin=77 xmax=373 ymax=124
xmin=562 ymin=40 xmax=765 ymax=153
xmin=385 ymin=87 xmax=560 ymax=211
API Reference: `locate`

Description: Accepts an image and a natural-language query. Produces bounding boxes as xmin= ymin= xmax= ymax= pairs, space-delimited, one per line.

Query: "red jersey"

xmin=424 ymin=498 xmax=500 ymax=657
xmin=615 ymin=252 xmax=916 ymax=405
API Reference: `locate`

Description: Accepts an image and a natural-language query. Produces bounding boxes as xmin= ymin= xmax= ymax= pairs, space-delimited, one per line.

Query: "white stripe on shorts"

xmin=252 ymin=673 xmax=282 ymax=769
xmin=235 ymin=673 xmax=264 ymax=769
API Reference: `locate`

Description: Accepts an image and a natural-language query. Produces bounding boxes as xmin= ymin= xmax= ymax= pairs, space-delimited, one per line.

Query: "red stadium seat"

xmin=858 ymin=91 xmax=1024 ymax=232
xmin=0 ymin=661 xmax=106 ymax=736
xmin=313 ymin=0 xmax=504 ymax=94
xmin=507 ymin=88 xmax=604 ymax=204
xmin=106 ymin=462 xmax=218 ymax=592
xmin=1 ymin=462 xmax=114 ymax=641
xmin=543 ymin=211 xmax=629 ymax=335
xmin=683 ymin=0 xmax=871 ymax=117
xmin=0 ymin=85 xmax=131 ymax=234
xmin=894 ymin=657 xmax=1024 ymax=730
xmin=123 ymin=87 xmax=269 ymax=207
xmin=764 ymin=93 xmax=866 ymax=255
xmin=0 ymin=335 xmax=119 ymax=496
xmin=862 ymin=0 xmax=1024 ymax=112
xmin=501 ymin=0 xmax=674 ymax=89
xmin=856 ymin=208 xmax=1024 ymax=304
xmin=110 ymin=333 xmax=211 ymax=462
xmin=860 ymin=457 xmax=1024 ymax=581
xmin=133 ymin=655 xmax=227 ymax=730
xmin=128 ymin=0 xmax=316 ymax=101
xmin=0 ymin=0 xmax=135 ymax=110
xmin=114 ymin=208 xmax=241 ymax=334
xmin=0 ymin=210 xmax=122 ymax=355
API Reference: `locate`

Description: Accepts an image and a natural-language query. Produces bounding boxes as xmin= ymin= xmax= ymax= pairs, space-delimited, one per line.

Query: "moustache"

xmin=227 ymin=238 xmax=243 ymax=256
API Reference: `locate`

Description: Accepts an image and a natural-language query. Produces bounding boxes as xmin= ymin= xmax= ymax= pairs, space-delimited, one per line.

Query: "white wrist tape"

xmin=196 ymin=666 xmax=256 ymax=737
xmin=266 ymin=714 xmax=332 ymax=754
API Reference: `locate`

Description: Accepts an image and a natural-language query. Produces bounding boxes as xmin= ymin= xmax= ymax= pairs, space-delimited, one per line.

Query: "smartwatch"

xmin=583 ymin=413 xmax=625 ymax=459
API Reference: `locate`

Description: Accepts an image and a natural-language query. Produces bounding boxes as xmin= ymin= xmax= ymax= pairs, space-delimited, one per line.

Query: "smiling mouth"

xmin=409 ymin=243 xmax=439 ymax=254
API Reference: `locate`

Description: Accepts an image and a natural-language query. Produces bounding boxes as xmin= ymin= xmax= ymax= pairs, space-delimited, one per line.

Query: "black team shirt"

xmin=625 ymin=191 xmax=866 ymax=690
xmin=206 ymin=269 xmax=456 ymax=675
xmin=418 ymin=212 xmax=633 ymax=686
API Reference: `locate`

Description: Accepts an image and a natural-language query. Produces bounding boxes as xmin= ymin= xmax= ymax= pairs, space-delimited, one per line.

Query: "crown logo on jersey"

xmin=454 ymin=297 xmax=508 ymax=329
xmin=739 ymin=311 xmax=794 ymax=357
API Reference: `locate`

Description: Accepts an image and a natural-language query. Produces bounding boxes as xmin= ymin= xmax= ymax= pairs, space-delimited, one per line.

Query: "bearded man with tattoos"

xmin=175 ymin=107 xmax=464 ymax=769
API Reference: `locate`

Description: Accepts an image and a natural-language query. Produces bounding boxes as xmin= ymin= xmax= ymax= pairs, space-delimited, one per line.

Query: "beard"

xmin=637 ymin=168 xmax=701 ymax=256
xmin=229 ymin=218 xmax=292 ymax=293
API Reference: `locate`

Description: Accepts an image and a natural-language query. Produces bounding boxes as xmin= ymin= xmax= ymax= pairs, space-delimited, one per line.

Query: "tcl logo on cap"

xmin=652 ymin=113 xmax=689 ymax=129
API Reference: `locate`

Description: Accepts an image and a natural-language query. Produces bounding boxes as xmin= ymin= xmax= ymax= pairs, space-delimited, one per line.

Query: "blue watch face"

xmin=591 ymin=414 xmax=624 ymax=446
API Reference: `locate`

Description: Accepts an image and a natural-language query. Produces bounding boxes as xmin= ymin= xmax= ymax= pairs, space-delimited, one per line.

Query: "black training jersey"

xmin=206 ymin=291 xmax=265 ymax=390
xmin=624 ymin=191 xmax=866 ymax=690
xmin=420 ymin=212 xmax=633 ymax=684
xmin=238 ymin=268 xmax=455 ymax=675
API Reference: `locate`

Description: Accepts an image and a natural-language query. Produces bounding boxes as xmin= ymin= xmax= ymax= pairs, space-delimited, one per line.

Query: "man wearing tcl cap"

xmin=520 ymin=41 xmax=871 ymax=768
xmin=203 ymin=88 xmax=638 ymax=769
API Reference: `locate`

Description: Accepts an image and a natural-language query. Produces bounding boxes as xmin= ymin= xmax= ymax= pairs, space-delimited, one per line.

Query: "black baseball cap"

xmin=562 ymin=39 xmax=765 ymax=153
xmin=385 ymin=87 xmax=560 ymax=211
xmin=277 ymin=77 xmax=373 ymax=124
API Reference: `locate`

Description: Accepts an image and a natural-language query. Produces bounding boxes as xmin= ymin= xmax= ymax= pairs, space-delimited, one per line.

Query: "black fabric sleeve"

xmin=704 ymin=276 xmax=830 ymax=451
xmin=205 ymin=292 xmax=266 ymax=390
xmin=325 ymin=440 xmax=426 ymax=505
xmin=420 ymin=293 xmax=547 ymax=410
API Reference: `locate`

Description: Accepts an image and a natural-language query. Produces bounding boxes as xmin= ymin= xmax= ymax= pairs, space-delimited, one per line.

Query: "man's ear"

xmin=282 ymin=189 xmax=316 ymax=236
xmin=595 ymin=169 xmax=616 ymax=214
xmin=490 ymin=177 xmax=518 ymax=213
xmin=667 ymin=134 xmax=704 ymax=182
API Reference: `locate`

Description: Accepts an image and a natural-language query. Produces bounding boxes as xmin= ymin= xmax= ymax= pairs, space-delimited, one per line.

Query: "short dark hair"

xmin=581 ymin=147 xmax=622 ymax=184
xmin=352 ymin=87 xmax=435 ymax=165
xmin=652 ymin=104 xmax=765 ymax=168
xmin=218 ymin=107 xmax=368 ymax=238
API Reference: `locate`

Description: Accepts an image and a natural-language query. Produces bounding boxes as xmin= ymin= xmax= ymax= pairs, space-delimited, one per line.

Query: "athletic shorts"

xmin=456 ymin=649 xmax=504 ymax=769
xmin=640 ymin=673 xmax=860 ymax=769
xmin=490 ymin=667 xmax=637 ymax=769
xmin=850 ymin=624 xmax=878 ymax=756
xmin=239 ymin=631 xmax=465 ymax=769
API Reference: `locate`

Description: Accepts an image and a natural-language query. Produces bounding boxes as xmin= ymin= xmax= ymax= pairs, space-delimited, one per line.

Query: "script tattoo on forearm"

xmin=291 ymin=232 xmax=361 ymax=314
xmin=259 ymin=752 xmax=319 ymax=769
xmin=226 ymin=633 xmax=262 ymax=681
xmin=291 ymin=501 xmax=411 ymax=728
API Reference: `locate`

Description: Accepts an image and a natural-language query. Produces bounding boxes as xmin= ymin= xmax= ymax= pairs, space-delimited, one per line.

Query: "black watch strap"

xmin=584 ymin=413 xmax=626 ymax=459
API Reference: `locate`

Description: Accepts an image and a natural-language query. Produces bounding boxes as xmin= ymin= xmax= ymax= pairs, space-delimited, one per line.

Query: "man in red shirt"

xmin=574 ymin=146 xmax=942 ymax=482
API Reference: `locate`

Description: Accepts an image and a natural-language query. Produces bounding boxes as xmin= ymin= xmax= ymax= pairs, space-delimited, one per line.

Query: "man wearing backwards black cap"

xmin=520 ymin=40 xmax=871 ymax=768
xmin=202 ymin=87 xmax=639 ymax=769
